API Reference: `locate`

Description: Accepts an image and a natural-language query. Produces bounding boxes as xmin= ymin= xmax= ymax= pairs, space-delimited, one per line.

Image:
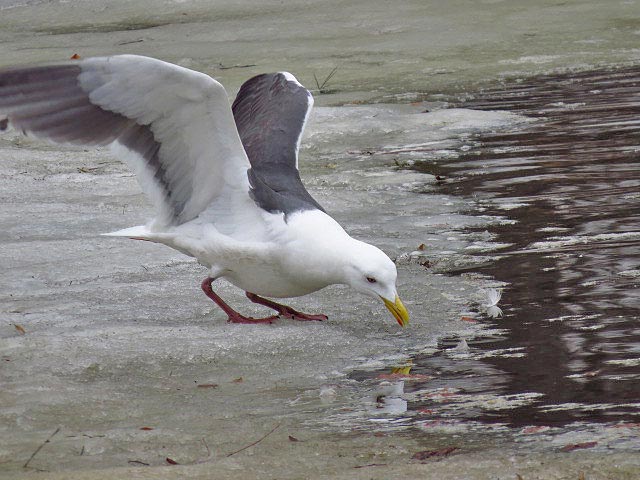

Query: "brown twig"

xmin=118 ymin=39 xmax=144 ymax=45
xmin=23 ymin=427 xmax=60 ymax=469
xmin=219 ymin=63 xmax=256 ymax=70
xmin=194 ymin=437 xmax=212 ymax=464
xmin=202 ymin=438 xmax=211 ymax=458
xmin=354 ymin=463 xmax=388 ymax=469
xmin=313 ymin=66 xmax=339 ymax=93
xmin=348 ymin=147 xmax=439 ymax=156
xmin=225 ymin=423 xmax=280 ymax=457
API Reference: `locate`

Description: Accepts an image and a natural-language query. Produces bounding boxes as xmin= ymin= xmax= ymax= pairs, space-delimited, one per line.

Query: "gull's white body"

xmin=117 ymin=209 xmax=355 ymax=299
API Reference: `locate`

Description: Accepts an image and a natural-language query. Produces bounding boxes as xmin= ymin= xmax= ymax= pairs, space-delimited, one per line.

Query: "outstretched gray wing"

xmin=232 ymin=72 xmax=324 ymax=215
xmin=0 ymin=55 xmax=251 ymax=226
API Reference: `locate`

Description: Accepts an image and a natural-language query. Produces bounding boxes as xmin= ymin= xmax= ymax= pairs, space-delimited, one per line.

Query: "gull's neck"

xmin=282 ymin=209 xmax=360 ymax=285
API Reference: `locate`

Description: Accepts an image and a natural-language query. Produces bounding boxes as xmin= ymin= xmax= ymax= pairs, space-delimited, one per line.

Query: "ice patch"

xmin=618 ymin=269 xmax=640 ymax=278
xmin=499 ymin=55 xmax=564 ymax=65
xmin=529 ymin=231 xmax=640 ymax=250
xmin=605 ymin=358 xmax=640 ymax=367
xmin=537 ymin=226 xmax=571 ymax=233
xmin=306 ymin=105 xmax=531 ymax=157
xmin=464 ymin=242 xmax=512 ymax=252
xmin=495 ymin=203 xmax=529 ymax=210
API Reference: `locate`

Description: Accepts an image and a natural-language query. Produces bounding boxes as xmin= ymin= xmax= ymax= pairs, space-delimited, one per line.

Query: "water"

xmin=353 ymin=67 xmax=640 ymax=433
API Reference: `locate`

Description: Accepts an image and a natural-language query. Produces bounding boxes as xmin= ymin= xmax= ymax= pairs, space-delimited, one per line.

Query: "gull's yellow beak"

xmin=382 ymin=295 xmax=409 ymax=327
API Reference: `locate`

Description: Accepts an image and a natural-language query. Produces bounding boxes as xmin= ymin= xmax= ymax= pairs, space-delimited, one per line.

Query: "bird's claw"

xmin=278 ymin=311 xmax=327 ymax=322
xmin=226 ymin=314 xmax=279 ymax=324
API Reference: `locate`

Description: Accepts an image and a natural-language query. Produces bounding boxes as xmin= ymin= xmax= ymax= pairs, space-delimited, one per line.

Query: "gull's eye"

xmin=366 ymin=276 xmax=377 ymax=284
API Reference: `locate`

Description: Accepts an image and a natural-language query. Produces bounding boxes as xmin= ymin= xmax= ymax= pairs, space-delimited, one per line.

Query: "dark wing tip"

xmin=0 ymin=60 xmax=186 ymax=224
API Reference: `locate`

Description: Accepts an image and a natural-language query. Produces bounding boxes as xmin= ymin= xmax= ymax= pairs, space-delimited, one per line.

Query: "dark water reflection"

xmin=356 ymin=68 xmax=640 ymax=428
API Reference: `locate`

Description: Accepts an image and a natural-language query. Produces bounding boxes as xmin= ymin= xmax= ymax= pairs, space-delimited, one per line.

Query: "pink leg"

xmin=201 ymin=277 xmax=278 ymax=324
xmin=245 ymin=292 xmax=328 ymax=321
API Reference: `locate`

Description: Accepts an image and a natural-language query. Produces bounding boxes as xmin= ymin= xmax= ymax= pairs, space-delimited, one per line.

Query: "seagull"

xmin=0 ymin=55 xmax=409 ymax=326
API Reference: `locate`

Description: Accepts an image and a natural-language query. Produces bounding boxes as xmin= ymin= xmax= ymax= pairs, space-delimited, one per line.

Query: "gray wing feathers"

xmin=0 ymin=65 xmax=128 ymax=145
xmin=0 ymin=56 xmax=248 ymax=226
xmin=0 ymin=63 xmax=182 ymax=220
xmin=232 ymin=72 xmax=324 ymax=214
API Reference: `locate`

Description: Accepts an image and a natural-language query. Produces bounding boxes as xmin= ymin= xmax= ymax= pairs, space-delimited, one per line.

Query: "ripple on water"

xmin=350 ymin=67 xmax=640 ymax=449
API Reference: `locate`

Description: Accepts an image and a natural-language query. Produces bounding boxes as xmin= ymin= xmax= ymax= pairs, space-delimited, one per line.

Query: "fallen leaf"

xmin=376 ymin=372 xmax=432 ymax=381
xmin=521 ymin=426 xmax=550 ymax=434
xmin=422 ymin=387 xmax=457 ymax=399
xmin=14 ymin=324 xmax=26 ymax=335
xmin=412 ymin=446 xmax=459 ymax=461
xmin=613 ymin=422 xmax=640 ymax=428
xmin=139 ymin=427 xmax=154 ymax=431
xmin=288 ymin=435 xmax=299 ymax=442
xmin=165 ymin=457 xmax=178 ymax=465
xmin=197 ymin=383 xmax=218 ymax=389
xmin=560 ymin=441 xmax=597 ymax=452
xmin=460 ymin=316 xmax=478 ymax=323
xmin=391 ymin=365 xmax=412 ymax=375
xmin=70 ymin=53 xmax=81 ymax=60
xmin=418 ymin=408 xmax=435 ymax=414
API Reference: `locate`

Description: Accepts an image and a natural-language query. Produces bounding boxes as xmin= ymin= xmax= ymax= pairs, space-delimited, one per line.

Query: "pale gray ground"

xmin=1 ymin=1 xmax=640 ymax=479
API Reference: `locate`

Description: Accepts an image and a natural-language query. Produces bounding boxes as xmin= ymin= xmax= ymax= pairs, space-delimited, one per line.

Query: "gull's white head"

xmin=341 ymin=239 xmax=409 ymax=327
xmin=285 ymin=210 xmax=409 ymax=326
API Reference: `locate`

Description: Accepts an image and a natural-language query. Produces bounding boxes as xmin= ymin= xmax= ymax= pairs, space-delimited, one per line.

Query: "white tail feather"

xmin=101 ymin=225 xmax=152 ymax=239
